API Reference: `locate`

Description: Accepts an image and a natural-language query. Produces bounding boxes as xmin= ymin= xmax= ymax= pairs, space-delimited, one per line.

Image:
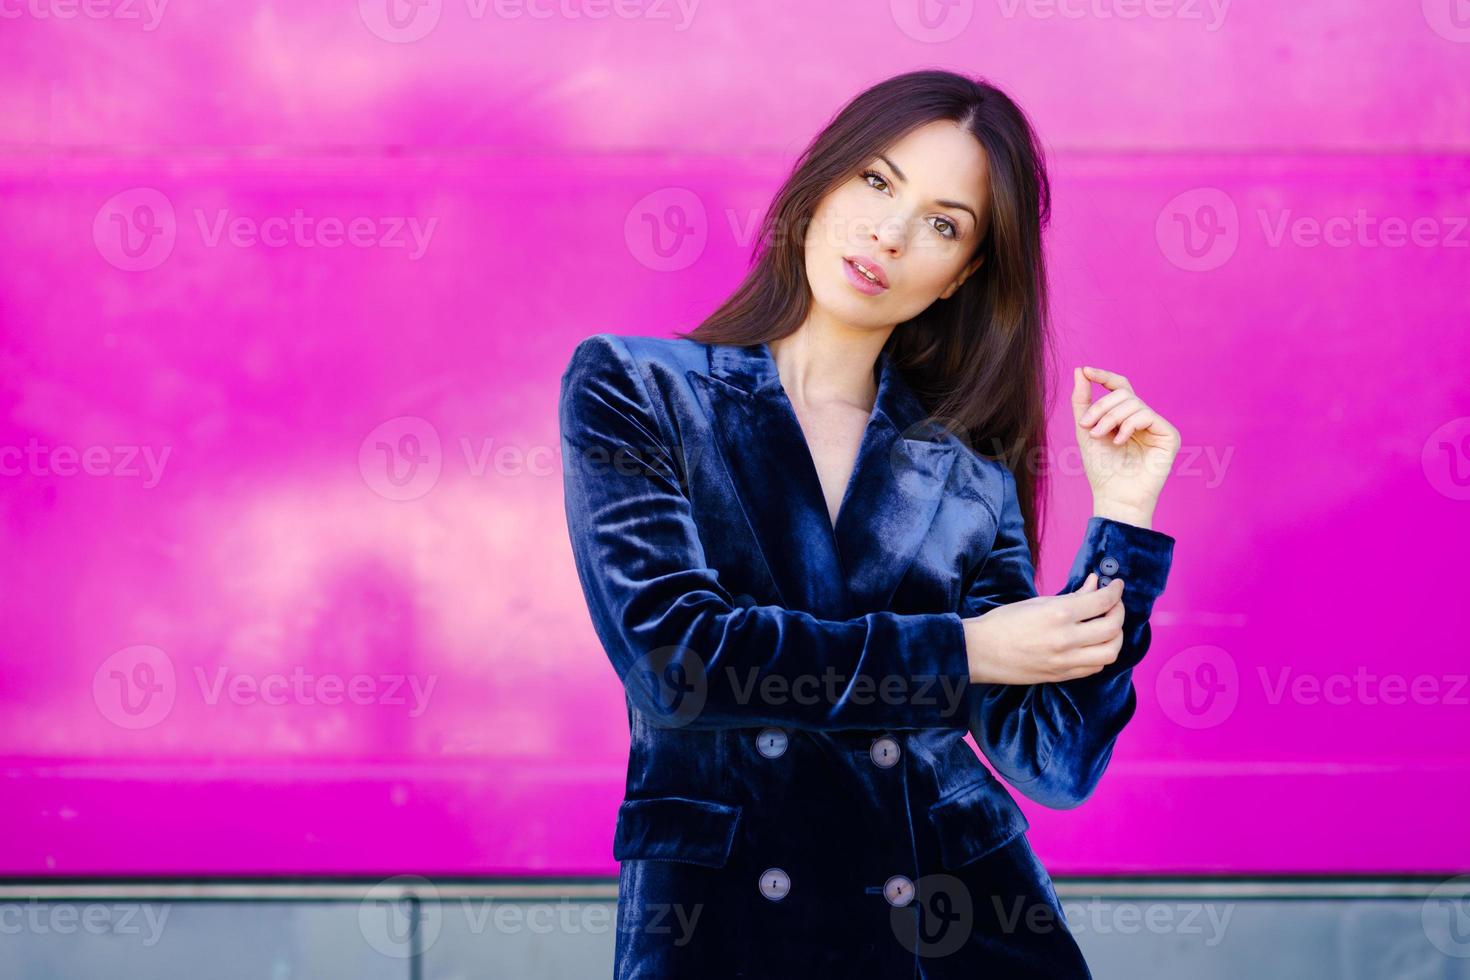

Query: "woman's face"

xmin=803 ymin=119 xmax=990 ymax=331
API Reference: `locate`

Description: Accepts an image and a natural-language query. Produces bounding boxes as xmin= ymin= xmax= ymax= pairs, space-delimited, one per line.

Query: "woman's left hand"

xmin=1071 ymin=365 xmax=1180 ymax=527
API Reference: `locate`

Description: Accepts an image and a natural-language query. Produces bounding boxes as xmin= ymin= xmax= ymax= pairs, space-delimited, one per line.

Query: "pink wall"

xmin=2 ymin=1 xmax=1467 ymax=877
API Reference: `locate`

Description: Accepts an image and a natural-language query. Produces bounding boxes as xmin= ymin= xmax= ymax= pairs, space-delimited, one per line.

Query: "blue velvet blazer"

xmin=559 ymin=332 xmax=1176 ymax=979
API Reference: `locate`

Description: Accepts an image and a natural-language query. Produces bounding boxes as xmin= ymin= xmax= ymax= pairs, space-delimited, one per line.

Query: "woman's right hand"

xmin=962 ymin=573 xmax=1128 ymax=685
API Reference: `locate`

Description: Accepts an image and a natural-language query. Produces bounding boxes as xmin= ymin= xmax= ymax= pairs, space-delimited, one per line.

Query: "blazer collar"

xmin=690 ymin=339 xmax=959 ymax=620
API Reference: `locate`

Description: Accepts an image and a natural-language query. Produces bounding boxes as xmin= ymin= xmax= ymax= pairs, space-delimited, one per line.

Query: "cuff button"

xmin=1098 ymin=575 xmax=1114 ymax=587
xmin=1099 ymin=556 xmax=1119 ymax=575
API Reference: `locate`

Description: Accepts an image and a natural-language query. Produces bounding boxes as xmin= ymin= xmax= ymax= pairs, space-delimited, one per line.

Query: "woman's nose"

xmin=871 ymin=213 xmax=908 ymax=253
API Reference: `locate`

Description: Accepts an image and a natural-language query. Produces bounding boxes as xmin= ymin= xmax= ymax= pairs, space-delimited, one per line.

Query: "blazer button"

xmin=869 ymin=736 xmax=901 ymax=768
xmin=759 ymin=867 xmax=791 ymax=901
xmin=756 ymin=727 xmax=788 ymax=758
xmin=1099 ymin=556 xmax=1119 ymax=576
xmin=1098 ymin=575 xmax=1114 ymax=587
xmin=883 ymin=875 xmax=915 ymax=907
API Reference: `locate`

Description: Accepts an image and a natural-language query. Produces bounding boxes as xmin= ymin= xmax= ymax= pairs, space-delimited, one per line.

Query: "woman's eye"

xmin=863 ymin=170 xmax=959 ymax=240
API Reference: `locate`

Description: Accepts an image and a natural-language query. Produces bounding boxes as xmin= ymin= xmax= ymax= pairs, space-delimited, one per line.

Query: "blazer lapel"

xmin=689 ymin=340 xmax=958 ymax=620
xmin=833 ymin=362 xmax=960 ymax=616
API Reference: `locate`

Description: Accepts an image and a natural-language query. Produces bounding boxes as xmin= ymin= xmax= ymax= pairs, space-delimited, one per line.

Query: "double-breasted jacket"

xmin=558 ymin=331 xmax=1176 ymax=978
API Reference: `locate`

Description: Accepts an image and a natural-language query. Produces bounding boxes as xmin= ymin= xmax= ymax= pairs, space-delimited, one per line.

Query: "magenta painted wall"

xmin=2 ymin=1 xmax=1467 ymax=877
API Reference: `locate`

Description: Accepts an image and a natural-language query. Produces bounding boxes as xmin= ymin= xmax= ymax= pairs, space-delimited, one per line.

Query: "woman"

xmin=559 ymin=69 xmax=1179 ymax=979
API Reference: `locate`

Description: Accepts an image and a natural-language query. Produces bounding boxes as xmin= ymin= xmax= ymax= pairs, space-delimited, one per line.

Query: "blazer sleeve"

xmin=560 ymin=333 xmax=974 ymax=732
xmin=962 ymin=461 xmax=1175 ymax=809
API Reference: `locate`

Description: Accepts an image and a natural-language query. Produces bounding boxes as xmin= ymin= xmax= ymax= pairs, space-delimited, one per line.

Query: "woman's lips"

xmin=842 ymin=256 xmax=889 ymax=295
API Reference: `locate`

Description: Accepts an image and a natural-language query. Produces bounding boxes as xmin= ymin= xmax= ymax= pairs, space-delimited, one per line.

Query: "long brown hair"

xmin=676 ymin=69 xmax=1057 ymax=572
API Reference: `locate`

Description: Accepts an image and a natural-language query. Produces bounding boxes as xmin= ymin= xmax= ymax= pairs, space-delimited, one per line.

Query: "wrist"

xmin=962 ymin=616 xmax=993 ymax=685
xmin=1092 ymin=499 xmax=1154 ymax=529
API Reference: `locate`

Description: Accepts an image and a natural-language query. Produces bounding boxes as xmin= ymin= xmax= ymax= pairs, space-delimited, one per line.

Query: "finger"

xmin=1087 ymin=397 xmax=1142 ymax=439
xmin=1063 ymin=634 xmax=1125 ymax=676
xmin=1112 ymin=407 xmax=1157 ymax=445
xmin=1068 ymin=576 xmax=1124 ymax=621
xmin=1070 ymin=367 xmax=1093 ymax=425
xmin=1053 ymin=657 xmax=1111 ymax=682
xmin=1082 ymin=366 xmax=1132 ymax=394
xmin=1078 ymin=388 xmax=1131 ymax=429
xmin=1070 ymin=578 xmax=1123 ymax=625
xmin=1065 ymin=572 xmax=1100 ymax=622
xmin=1073 ymin=597 xmax=1125 ymax=644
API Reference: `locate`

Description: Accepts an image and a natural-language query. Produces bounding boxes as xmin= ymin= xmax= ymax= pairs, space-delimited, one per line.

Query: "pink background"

xmin=2 ymin=1 xmax=1467 ymax=877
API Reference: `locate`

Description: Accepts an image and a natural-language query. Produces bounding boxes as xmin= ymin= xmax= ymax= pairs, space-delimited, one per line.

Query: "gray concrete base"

xmin=2 ymin=879 xmax=1468 ymax=978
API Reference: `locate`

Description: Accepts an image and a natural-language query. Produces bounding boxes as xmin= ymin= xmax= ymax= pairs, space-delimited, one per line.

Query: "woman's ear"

xmin=940 ymin=254 xmax=985 ymax=300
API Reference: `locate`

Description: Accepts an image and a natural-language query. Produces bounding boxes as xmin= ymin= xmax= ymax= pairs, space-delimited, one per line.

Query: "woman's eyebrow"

xmin=876 ymin=153 xmax=978 ymax=224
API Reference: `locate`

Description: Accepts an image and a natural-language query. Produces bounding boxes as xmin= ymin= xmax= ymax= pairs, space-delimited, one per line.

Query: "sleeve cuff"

xmin=928 ymin=611 xmax=974 ymax=728
xmin=1065 ymin=516 xmax=1176 ymax=617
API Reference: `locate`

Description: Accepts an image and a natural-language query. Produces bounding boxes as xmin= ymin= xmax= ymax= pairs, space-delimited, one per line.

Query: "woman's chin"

xmin=811 ymin=284 xmax=890 ymax=325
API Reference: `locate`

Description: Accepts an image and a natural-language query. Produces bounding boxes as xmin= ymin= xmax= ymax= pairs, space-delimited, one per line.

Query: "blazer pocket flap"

xmin=613 ymin=795 xmax=743 ymax=868
xmin=928 ymin=775 xmax=1031 ymax=869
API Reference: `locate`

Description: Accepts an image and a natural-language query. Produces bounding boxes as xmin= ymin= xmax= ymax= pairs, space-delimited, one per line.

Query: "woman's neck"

xmin=767 ymin=315 xmax=893 ymax=411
